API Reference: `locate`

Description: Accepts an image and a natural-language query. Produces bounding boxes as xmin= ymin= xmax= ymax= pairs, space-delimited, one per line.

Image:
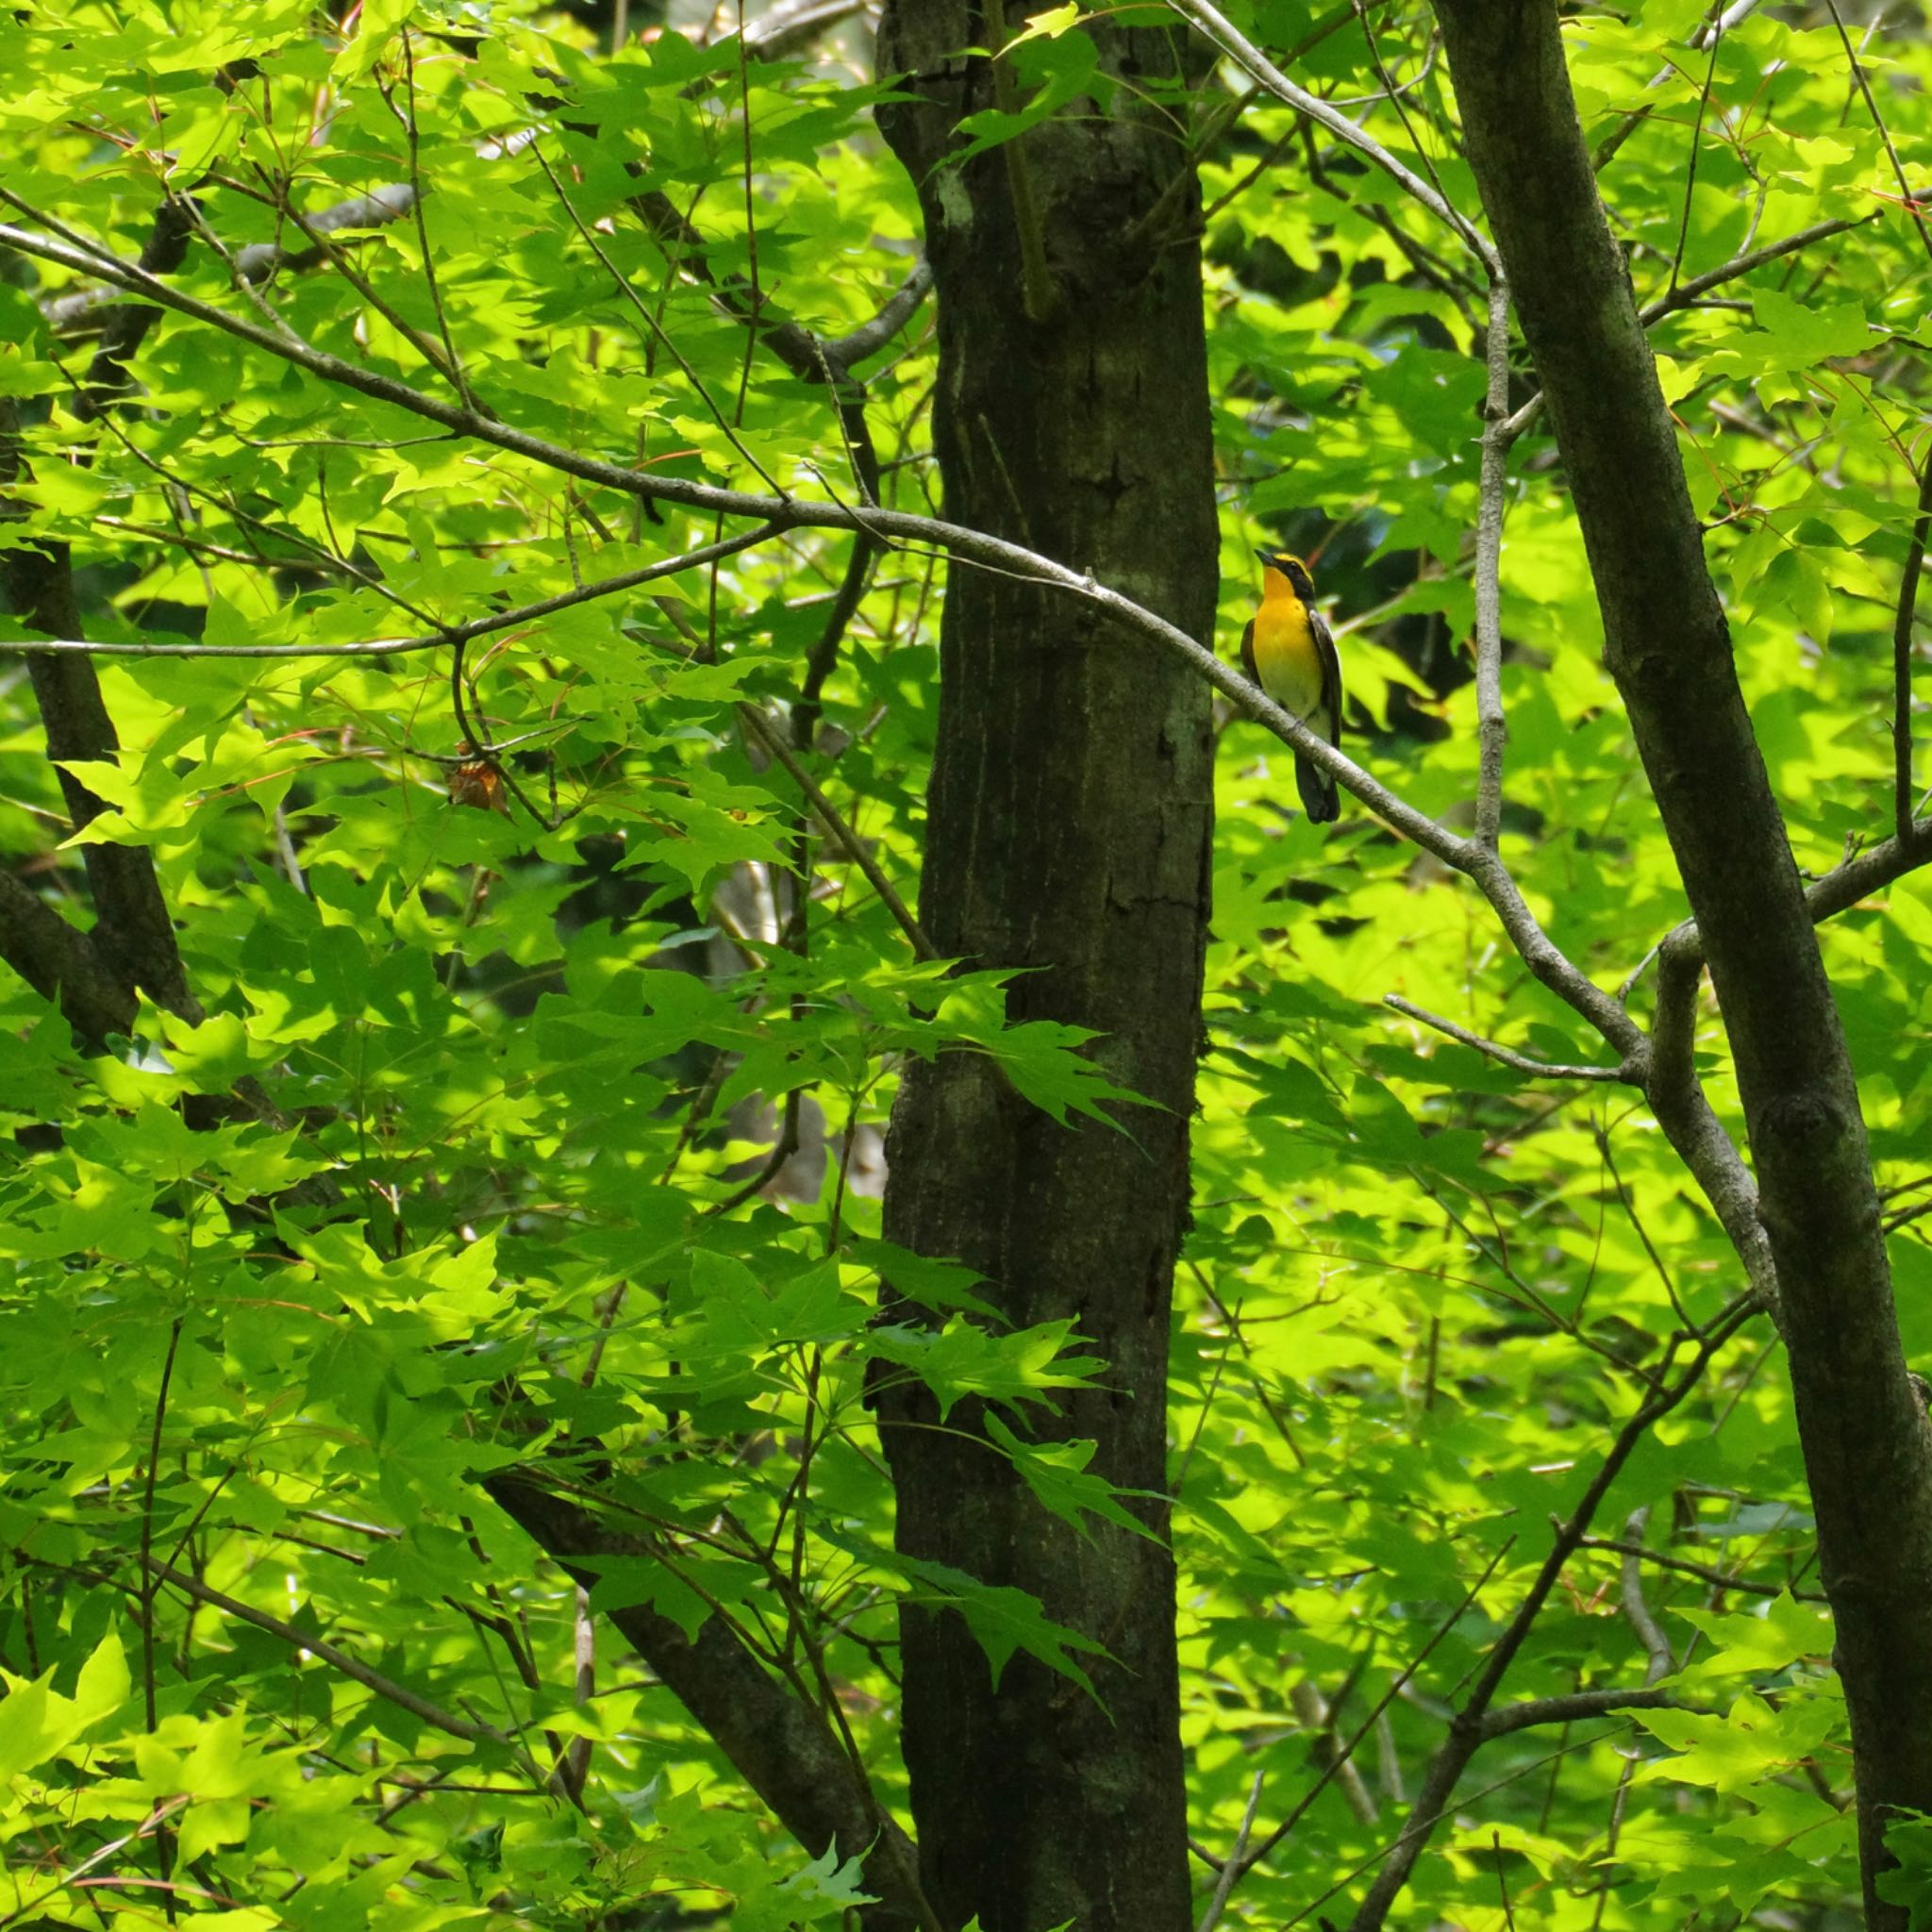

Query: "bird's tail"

xmin=1295 ymin=753 xmax=1339 ymax=824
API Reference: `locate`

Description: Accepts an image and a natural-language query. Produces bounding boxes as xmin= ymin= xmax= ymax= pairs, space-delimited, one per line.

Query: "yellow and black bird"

xmin=1240 ymin=550 xmax=1343 ymax=824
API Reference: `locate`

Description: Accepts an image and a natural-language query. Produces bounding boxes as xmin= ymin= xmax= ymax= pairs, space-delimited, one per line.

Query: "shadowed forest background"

xmin=4 ymin=0 xmax=1932 ymax=1928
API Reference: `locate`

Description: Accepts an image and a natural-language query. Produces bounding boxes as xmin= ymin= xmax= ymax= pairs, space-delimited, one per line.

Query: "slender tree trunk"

xmin=1431 ymin=5 xmax=1932 ymax=1919
xmin=870 ymin=15 xmax=1218 ymax=1930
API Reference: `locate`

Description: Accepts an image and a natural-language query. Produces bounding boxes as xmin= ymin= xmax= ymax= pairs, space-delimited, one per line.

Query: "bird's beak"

xmin=1254 ymin=548 xmax=1277 ymax=568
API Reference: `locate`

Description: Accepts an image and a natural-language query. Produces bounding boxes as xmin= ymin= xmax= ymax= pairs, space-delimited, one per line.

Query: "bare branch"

xmin=740 ymin=0 xmax=868 ymax=59
xmin=822 ymin=258 xmax=936 ymax=368
xmin=704 ymin=1086 xmax=803 ymax=1218
xmin=1643 ymin=931 xmax=1779 ymax=1312
xmin=43 ymin=185 xmax=423 ymax=334
xmin=1478 ymin=1686 xmax=1690 ymax=1740
xmin=1660 ymin=15 xmax=1724 ymax=298
xmin=1290 ymin=1676 xmax=1378 ymax=1824
xmin=1696 ymin=0 xmax=1761 ymax=48
xmin=794 ymin=533 xmax=880 ymax=747
xmin=1473 ymin=274 xmax=1511 ymax=849
xmin=1383 ymin=993 xmax=1628 ymax=1082
xmin=36 ymin=0 xmax=871 ymax=332
xmin=1649 ymin=808 xmax=1932 ymax=996
xmin=1196 ymin=1769 xmax=1264 ymax=1932
xmin=0 ymin=208 xmax=1642 ymax=1074
xmin=273 ymin=192 xmax=466 ymax=397
xmin=1163 ymin=0 xmax=1500 ymax=274
xmin=1806 ymin=813 xmax=1932 ymax=921
xmin=0 ymin=1796 xmax=189 ymax=1932
xmin=1501 ymin=216 xmax=1878 ymax=452
xmin=1578 ymin=1532 xmax=1826 ymax=1601
xmin=1617 ymin=1507 xmax=1674 ymax=1682
xmin=1640 ymin=214 xmax=1875 ymax=325
xmin=0 ymin=524 xmax=782 ymax=661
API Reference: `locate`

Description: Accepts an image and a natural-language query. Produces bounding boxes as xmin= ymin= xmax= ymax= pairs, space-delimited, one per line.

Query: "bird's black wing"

xmin=1297 ymin=608 xmax=1342 ymax=824
xmin=1310 ymin=607 xmax=1342 ymax=753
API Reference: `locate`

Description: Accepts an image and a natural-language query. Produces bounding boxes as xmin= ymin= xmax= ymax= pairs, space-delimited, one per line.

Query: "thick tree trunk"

xmin=1431 ymin=4 xmax=1932 ymax=1920
xmin=870 ymin=15 xmax=1218 ymax=1931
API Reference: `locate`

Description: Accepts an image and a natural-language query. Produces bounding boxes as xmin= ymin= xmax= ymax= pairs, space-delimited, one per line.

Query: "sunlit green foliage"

xmin=0 ymin=0 xmax=1926 ymax=1925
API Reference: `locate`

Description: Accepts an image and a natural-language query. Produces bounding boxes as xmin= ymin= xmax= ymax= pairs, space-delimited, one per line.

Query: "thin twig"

xmin=138 ymin=1318 xmax=184 ymax=1734
xmin=1579 ymin=1532 xmax=1824 ymax=1600
xmin=733 ymin=0 xmax=764 ymax=416
xmin=1581 ymin=1504 xmax=1675 ymax=1929
xmin=1492 ymin=1829 xmax=1517 ymax=1931
xmin=1665 ymin=18 xmax=1724 ymax=296
xmin=446 ymin=634 xmax=552 ymax=827
xmin=530 ymin=145 xmax=789 ymax=496
xmin=142 ymin=1558 xmax=548 ymax=1774
xmin=1383 ymin=994 xmax=1626 ymax=1081
xmin=1348 ymin=3 xmax=1459 ymax=258
xmin=1190 ymin=1268 xmax=1309 ymax=1471
xmin=738 ymin=703 xmax=936 ymax=959
xmin=0 ymin=1798 xmax=190 ymax=1932
xmin=1593 ymin=1131 xmax=1693 ymax=1331
xmin=398 ymin=33 xmax=479 ymax=411
xmin=1823 ymin=0 xmax=1932 ymax=271
xmin=273 ymin=192 xmax=464 ymax=393
xmin=1641 ymin=213 xmax=1876 ymax=325
xmin=1233 ymin=1540 xmax=1517 ymax=1888
xmin=1412 ymin=1170 xmax=1654 ymax=1381
xmin=1290 ymin=1722 xmax=1646 ymax=1931
xmin=1616 ymin=937 xmax=1664 ymax=1005
xmin=137 ymin=1316 xmax=185 ymax=1920
xmin=92 ymin=515 xmax=355 ymax=575
xmin=1653 ymin=808 xmax=1932 ymax=982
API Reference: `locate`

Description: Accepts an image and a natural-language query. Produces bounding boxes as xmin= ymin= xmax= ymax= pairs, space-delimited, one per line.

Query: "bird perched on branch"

xmin=1241 ymin=550 xmax=1342 ymax=824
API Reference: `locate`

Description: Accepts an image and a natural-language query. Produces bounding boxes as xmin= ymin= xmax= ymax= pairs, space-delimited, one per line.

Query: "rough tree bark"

xmin=868 ymin=12 xmax=1218 ymax=1931
xmin=0 ymin=198 xmax=202 ymax=1027
xmin=1430 ymin=3 xmax=1932 ymax=1919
